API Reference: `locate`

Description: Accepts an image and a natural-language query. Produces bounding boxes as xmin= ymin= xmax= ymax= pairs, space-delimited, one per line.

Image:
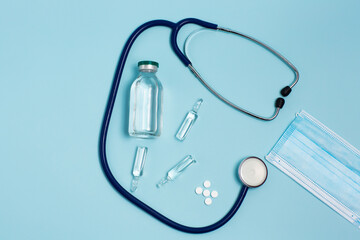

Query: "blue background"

xmin=1 ymin=0 xmax=360 ymax=239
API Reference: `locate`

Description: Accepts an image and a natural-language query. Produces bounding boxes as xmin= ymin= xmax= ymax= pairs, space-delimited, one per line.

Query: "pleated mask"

xmin=266 ymin=110 xmax=360 ymax=229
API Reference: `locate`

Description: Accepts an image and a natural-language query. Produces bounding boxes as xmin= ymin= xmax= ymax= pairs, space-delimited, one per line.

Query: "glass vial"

xmin=129 ymin=61 xmax=163 ymax=138
xmin=176 ymin=99 xmax=203 ymax=141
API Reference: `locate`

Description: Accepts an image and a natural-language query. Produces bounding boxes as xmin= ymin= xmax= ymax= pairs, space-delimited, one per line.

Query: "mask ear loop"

xmin=184 ymin=27 xmax=299 ymax=121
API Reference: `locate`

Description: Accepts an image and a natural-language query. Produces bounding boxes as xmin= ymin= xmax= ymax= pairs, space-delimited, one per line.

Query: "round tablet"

xmin=203 ymin=189 xmax=210 ymax=197
xmin=195 ymin=187 xmax=203 ymax=195
xmin=238 ymin=157 xmax=268 ymax=187
xmin=203 ymin=180 xmax=211 ymax=188
xmin=204 ymin=198 xmax=212 ymax=205
xmin=211 ymin=190 xmax=218 ymax=198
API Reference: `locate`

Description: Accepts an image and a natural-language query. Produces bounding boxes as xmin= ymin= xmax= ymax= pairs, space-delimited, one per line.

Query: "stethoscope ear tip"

xmin=275 ymin=98 xmax=285 ymax=109
xmin=238 ymin=157 xmax=268 ymax=188
xmin=281 ymin=86 xmax=292 ymax=97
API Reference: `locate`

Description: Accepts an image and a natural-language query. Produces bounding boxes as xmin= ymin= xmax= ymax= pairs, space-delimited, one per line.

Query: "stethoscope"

xmin=99 ymin=18 xmax=299 ymax=234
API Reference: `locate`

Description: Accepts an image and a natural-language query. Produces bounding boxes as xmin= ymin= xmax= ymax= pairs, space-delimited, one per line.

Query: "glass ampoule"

xmin=157 ymin=155 xmax=196 ymax=188
xmin=175 ymin=99 xmax=203 ymax=141
xmin=130 ymin=146 xmax=148 ymax=192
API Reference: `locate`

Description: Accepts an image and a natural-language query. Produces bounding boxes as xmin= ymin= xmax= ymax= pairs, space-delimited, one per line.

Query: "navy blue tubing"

xmin=99 ymin=18 xmax=249 ymax=234
xmin=171 ymin=18 xmax=217 ymax=66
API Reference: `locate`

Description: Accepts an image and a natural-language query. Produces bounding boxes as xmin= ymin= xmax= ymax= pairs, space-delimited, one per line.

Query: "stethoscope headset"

xmin=99 ymin=18 xmax=299 ymax=234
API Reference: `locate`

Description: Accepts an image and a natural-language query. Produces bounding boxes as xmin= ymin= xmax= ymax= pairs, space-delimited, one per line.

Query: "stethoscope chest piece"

xmin=238 ymin=157 xmax=268 ymax=188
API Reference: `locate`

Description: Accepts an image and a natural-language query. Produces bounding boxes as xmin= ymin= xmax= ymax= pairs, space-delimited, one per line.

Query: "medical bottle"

xmin=129 ymin=61 xmax=163 ymax=138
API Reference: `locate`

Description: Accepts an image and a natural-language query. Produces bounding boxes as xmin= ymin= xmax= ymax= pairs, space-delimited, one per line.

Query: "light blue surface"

xmin=1 ymin=0 xmax=359 ymax=239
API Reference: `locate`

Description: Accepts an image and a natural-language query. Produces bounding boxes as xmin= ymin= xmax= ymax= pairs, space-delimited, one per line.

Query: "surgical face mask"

xmin=266 ymin=110 xmax=360 ymax=229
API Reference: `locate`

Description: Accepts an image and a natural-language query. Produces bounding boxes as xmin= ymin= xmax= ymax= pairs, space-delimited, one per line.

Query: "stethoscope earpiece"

xmin=281 ymin=86 xmax=292 ymax=97
xmin=185 ymin=27 xmax=299 ymax=121
xmin=275 ymin=98 xmax=285 ymax=109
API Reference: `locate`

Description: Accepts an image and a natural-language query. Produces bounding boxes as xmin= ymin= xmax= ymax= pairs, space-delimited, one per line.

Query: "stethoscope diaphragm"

xmin=238 ymin=157 xmax=268 ymax=188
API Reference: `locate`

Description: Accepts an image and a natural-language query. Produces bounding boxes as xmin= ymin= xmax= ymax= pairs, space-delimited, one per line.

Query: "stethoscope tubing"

xmin=184 ymin=27 xmax=299 ymax=120
xmin=99 ymin=18 xmax=249 ymax=234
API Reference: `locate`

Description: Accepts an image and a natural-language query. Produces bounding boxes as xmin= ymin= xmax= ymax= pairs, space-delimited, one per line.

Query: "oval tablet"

xmin=203 ymin=180 xmax=211 ymax=188
xmin=195 ymin=187 xmax=203 ymax=195
xmin=203 ymin=189 xmax=210 ymax=197
xmin=205 ymin=198 xmax=212 ymax=205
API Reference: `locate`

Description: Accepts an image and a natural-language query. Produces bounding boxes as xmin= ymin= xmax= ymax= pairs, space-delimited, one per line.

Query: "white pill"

xmin=195 ymin=187 xmax=203 ymax=195
xmin=211 ymin=190 xmax=218 ymax=198
xmin=205 ymin=198 xmax=212 ymax=205
xmin=203 ymin=189 xmax=210 ymax=197
xmin=203 ymin=180 xmax=211 ymax=188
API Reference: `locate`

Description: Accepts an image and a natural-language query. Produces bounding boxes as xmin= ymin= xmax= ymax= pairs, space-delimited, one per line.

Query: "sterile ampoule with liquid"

xmin=130 ymin=146 xmax=148 ymax=192
xmin=157 ymin=155 xmax=196 ymax=188
xmin=129 ymin=61 xmax=163 ymax=138
xmin=176 ymin=99 xmax=203 ymax=141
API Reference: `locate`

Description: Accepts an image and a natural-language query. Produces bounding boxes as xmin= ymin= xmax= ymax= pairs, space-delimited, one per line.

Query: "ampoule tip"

xmin=130 ymin=178 xmax=139 ymax=192
xmin=192 ymin=99 xmax=203 ymax=112
xmin=156 ymin=178 xmax=168 ymax=188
